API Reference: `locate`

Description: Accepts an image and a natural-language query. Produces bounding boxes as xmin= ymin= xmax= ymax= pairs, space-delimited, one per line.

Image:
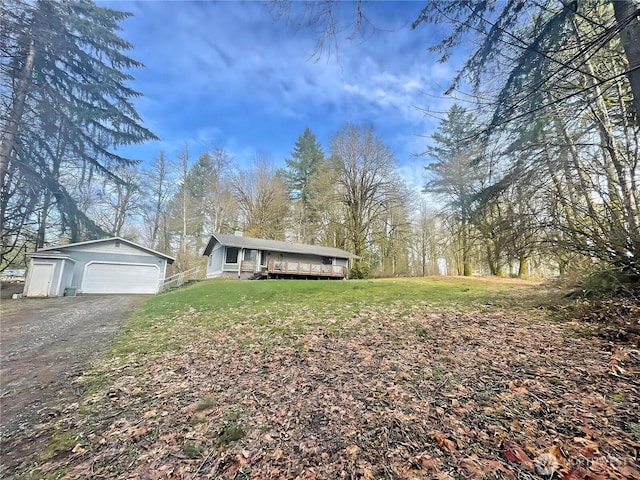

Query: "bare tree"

xmin=94 ymin=167 xmax=142 ymax=237
xmin=200 ymin=148 xmax=237 ymax=236
xmin=142 ymin=151 xmax=173 ymax=249
xmin=330 ymin=124 xmax=407 ymax=276
xmin=229 ymin=154 xmax=289 ymax=240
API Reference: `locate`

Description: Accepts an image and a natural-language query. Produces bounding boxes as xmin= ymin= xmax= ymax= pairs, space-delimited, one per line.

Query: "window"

xmin=115 ymin=240 xmax=121 ymax=248
xmin=244 ymin=249 xmax=257 ymax=261
xmin=322 ymin=256 xmax=333 ymax=265
xmin=226 ymin=247 xmax=239 ymax=263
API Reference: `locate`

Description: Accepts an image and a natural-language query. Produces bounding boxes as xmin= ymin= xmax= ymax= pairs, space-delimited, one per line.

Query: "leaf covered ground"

xmin=15 ymin=278 xmax=640 ymax=479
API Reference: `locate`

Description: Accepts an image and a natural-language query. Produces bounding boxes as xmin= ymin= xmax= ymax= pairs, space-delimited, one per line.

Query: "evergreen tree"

xmin=1 ymin=0 xmax=156 ymax=266
xmin=282 ymin=128 xmax=325 ymax=243
xmin=283 ymin=128 xmax=324 ymax=206
xmin=424 ymin=105 xmax=483 ymax=276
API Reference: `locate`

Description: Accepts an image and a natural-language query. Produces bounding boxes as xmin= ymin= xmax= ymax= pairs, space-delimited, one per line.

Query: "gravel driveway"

xmin=0 ymin=294 xmax=147 ymax=476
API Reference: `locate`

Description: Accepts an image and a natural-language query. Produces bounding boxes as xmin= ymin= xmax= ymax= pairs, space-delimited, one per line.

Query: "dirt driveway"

xmin=0 ymin=294 xmax=147 ymax=476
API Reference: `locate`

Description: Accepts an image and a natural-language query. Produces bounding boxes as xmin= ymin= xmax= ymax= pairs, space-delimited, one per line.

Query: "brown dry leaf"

xmin=502 ymin=439 xmax=534 ymax=470
xmin=345 ymin=444 xmax=360 ymax=455
xmin=559 ymin=467 xmax=590 ymax=479
xmin=415 ymin=454 xmax=441 ymax=471
xmin=508 ymin=381 xmax=529 ymax=395
xmin=221 ymin=459 xmax=240 ymax=479
xmin=458 ymin=455 xmax=484 ymax=477
xmin=560 ymin=466 xmax=609 ymax=480
xmin=18 ymin=293 xmax=640 ymax=480
xmin=573 ymin=436 xmax=601 ymax=459
xmin=433 ymin=432 xmax=456 ymax=452
xmin=479 ymin=459 xmax=515 ymax=479
xmin=71 ymin=442 xmax=86 ymax=454
xmin=130 ymin=424 xmax=149 ymax=439
xmin=617 ymin=464 xmax=640 ymax=479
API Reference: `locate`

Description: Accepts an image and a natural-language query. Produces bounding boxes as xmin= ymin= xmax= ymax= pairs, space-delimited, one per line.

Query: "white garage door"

xmin=83 ymin=262 xmax=160 ymax=294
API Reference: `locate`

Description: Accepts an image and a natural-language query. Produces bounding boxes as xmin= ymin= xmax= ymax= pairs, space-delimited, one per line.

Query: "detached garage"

xmin=23 ymin=237 xmax=175 ymax=297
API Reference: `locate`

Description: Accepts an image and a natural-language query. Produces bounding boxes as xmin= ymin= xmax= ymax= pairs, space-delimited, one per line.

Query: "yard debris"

xmin=13 ymin=288 xmax=640 ymax=479
xmin=534 ymin=445 xmax=567 ymax=476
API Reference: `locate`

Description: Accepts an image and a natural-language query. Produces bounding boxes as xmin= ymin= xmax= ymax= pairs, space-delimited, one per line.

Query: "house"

xmin=203 ymin=232 xmax=359 ymax=279
xmin=23 ymin=237 xmax=175 ymax=297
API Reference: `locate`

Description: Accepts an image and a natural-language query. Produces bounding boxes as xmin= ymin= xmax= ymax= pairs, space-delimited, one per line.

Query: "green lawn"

xmin=18 ymin=277 xmax=639 ymax=480
xmin=109 ymin=276 xmax=542 ymax=358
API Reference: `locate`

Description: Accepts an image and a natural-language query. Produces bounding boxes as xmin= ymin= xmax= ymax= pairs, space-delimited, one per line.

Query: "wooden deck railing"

xmin=240 ymin=260 xmax=256 ymax=272
xmin=267 ymin=259 xmax=345 ymax=278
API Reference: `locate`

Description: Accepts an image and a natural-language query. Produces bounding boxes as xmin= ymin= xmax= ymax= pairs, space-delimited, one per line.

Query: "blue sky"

xmin=106 ymin=1 xmax=461 ymax=187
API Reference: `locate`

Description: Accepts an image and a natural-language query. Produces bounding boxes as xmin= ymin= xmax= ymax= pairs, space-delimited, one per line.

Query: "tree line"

xmin=279 ymin=0 xmax=639 ymax=282
xmin=2 ymin=0 xmax=638 ymax=282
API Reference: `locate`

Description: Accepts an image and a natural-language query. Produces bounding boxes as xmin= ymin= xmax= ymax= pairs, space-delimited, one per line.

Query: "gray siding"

xmin=59 ymin=260 xmax=75 ymax=295
xmin=206 ymin=243 xmax=225 ymax=278
xmin=25 ymin=257 xmax=77 ymax=297
xmin=335 ymin=258 xmax=348 ymax=268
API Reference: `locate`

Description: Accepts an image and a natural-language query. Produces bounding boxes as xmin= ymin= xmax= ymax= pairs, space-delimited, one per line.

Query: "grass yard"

xmin=20 ymin=277 xmax=640 ymax=479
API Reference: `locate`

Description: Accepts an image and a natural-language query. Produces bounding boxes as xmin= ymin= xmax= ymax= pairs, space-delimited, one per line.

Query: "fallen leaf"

xmin=433 ymin=432 xmax=456 ymax=452
xmin=508 ymin=382 xmax=529 ymax=395
xmin=71 ymin=443 xmax=86 ymax=454
xmin=617 ymin=465 xmax=640 ymax=479
xmin=502 ymin=440 xmax=534 ymax=470
xmin=345 ymin=444 xmax=360 ymax=455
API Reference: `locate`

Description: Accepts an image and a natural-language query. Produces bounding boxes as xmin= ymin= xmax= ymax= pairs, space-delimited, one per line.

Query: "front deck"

xmin=241 ymin=260 xmax=346 ymax=279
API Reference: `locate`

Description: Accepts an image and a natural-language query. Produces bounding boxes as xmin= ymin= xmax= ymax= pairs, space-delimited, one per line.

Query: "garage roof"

xmin=35 ymin=237 xmax=175 ymax=264
xmin=26 ymin=252 xmax=77 ymax=261
xmin=203 ymin=232 xmax=359 ymax=259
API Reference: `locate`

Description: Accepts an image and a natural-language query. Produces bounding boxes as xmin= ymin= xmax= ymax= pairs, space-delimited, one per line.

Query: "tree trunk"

xmin=518 ymin=257 xmax=529 ymax=278
xmin=37 ymin=192 xmax=52 ymax=249
xmin=613 ymin=1 xmax=640 ymax=120
xmin=1 ymin=38 xmax=36 ymax=240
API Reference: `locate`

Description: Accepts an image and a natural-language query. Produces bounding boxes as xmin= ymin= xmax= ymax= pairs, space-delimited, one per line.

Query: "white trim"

xmin=23 ymin=258 xmax=34 ymax=296
xmin=81 ymin=261 xmax=161 ymax=293
xmin=54 ymin=259 xmax=67 ymax=296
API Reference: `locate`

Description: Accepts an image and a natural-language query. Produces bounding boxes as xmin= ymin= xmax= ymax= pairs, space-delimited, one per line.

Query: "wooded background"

xmin=2 ymin=0 xmax=638 ymax=282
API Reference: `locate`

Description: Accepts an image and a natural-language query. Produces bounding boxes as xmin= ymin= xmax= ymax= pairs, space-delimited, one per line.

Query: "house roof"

xmin=203 ymin=233 xmax=359 ymax=259
xmin=35 ymin=237 xmax=175 ymax=264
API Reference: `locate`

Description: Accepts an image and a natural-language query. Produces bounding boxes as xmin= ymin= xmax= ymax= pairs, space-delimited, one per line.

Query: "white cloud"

xmin=104 ymin=0 xmax=463 ymax=185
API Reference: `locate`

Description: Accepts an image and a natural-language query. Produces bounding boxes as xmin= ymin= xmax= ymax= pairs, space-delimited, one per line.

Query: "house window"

xmin=244 ymin=249 xmax=257 ymax=261
xmin=226 ymin=247 xmax=239 ymax=263
xmin=115 ymin=240 xmax=121 ymax=248
xmin=322 ymin=256 xmax=333 ymax=265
